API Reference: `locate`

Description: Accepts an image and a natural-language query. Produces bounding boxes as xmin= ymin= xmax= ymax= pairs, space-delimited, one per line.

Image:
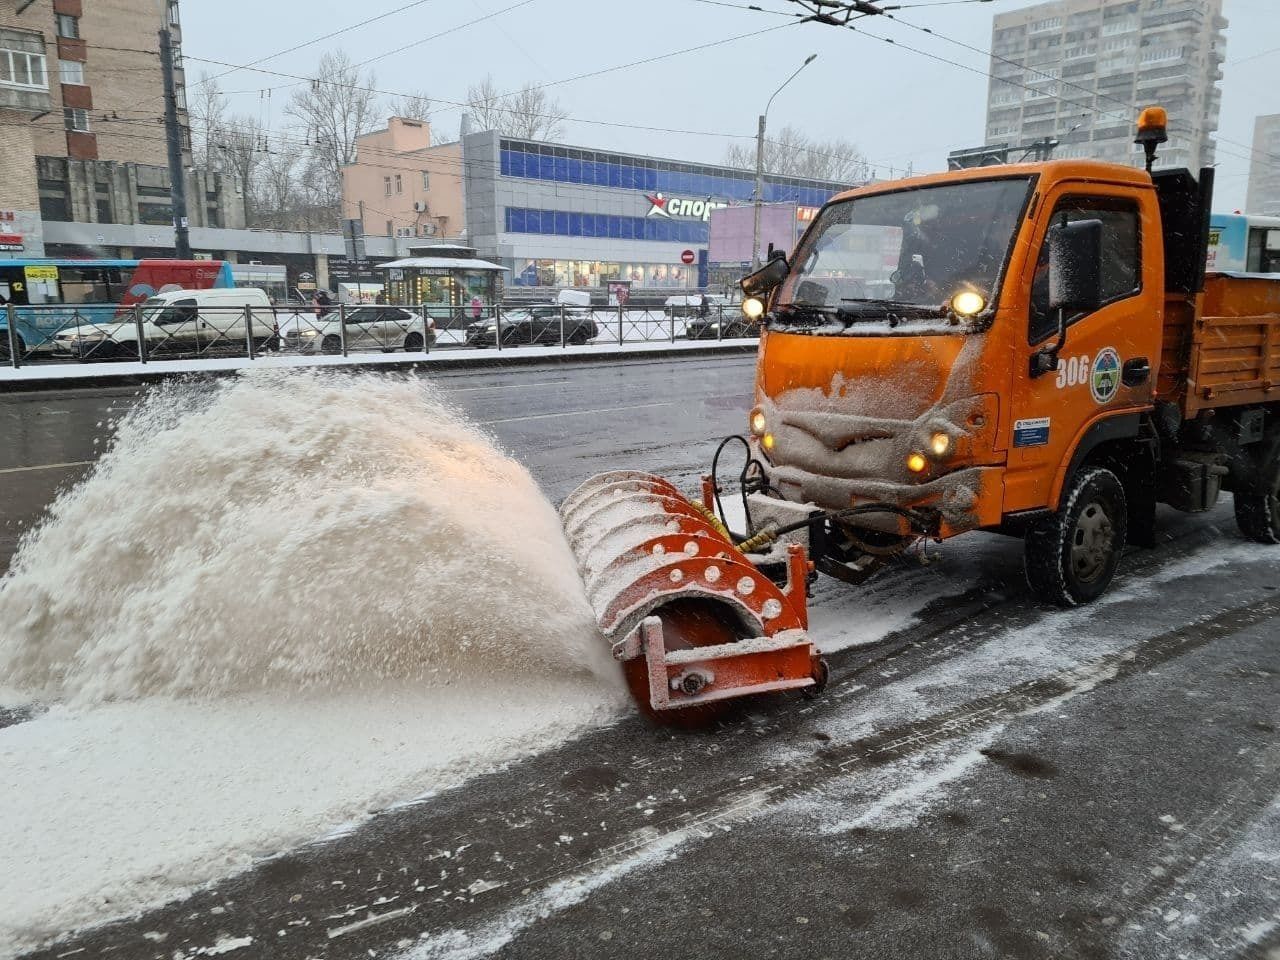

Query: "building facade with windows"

xmin=984 ymin=0 xmax=1227 ymax=171
xmin=0 ymin=0 xmax=242 ymax=257
xmin=340 ymin=117 xmax=464 ymax=241
xmin=1245 ymin=114 xmax=1280 ymax=217
xmin=461 ymin=129 xmax=856 ymax=290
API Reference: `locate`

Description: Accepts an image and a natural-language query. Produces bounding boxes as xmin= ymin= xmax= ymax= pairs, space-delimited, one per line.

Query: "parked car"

xmin=282 ymin=306 xmax=436 ymax=354
xmin=465 ymin=306 xmax=598 ymax=347
xmin=51 ymin=287 xmax=280 ymax=360
xmin=663 ymin=293 xmax=730 ymax=318
xmin=684 ymin=313 xmax=761 ymax=340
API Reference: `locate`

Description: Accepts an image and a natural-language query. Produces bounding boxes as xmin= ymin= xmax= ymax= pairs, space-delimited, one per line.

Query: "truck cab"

xmin=742 ymin=115 xmax=1280 ymax=606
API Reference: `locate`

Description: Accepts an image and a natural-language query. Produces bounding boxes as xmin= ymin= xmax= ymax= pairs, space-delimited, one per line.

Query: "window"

xmin=421 ymin=170 xmax=430 ymax=190
xmin=0 ymin=48 xmax=47 ymax=90
xmin=383 ymin=176 xmax=391 ymax=196
xmin=58 ymin=58 xmax=84 ymax=84
xmin=394 ymin=174 xmax=402 ymax=194
xmin=386 ymin=220 xmax=393 ymax=236
xmin=1029 ymin=196 xmax=1141 ymax=343
xmin=63 ymin=107 xmax=89 ymax=132
xmin=56 ymin=14 xmax=79 ymax=39
xmin=168 ymin=0 xmax=180 ymax=26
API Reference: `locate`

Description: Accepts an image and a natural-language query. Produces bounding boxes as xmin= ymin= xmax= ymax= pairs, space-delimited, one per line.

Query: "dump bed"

xmin=1165 ymin=273 xmax=1280 ymax=417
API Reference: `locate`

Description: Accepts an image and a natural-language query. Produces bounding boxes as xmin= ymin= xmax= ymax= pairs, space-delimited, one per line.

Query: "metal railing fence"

xmin=2 ymin=301 xmax=759 ymax=368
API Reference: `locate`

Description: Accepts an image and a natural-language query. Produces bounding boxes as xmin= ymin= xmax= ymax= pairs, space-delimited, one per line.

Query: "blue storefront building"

xmin=462 ymin=130 xmax=855 ymax=291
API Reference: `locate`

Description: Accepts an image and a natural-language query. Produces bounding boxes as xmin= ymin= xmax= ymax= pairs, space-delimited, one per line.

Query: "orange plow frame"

xmin=560 ymin=470 xmax=827 ymax=716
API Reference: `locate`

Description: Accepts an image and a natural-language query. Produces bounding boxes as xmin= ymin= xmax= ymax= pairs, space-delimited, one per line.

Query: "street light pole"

xmin=158 ymin=25 xmax=191 ymax=259
xmin=752 ymin=53 xmax=817 ymax=271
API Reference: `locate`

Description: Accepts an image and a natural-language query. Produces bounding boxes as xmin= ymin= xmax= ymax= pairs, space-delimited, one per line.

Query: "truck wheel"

xmin=1234 ymin=437 xmax=1280 ymax=544
xmin=1024 ymin=467 xmax=1128 ymax=607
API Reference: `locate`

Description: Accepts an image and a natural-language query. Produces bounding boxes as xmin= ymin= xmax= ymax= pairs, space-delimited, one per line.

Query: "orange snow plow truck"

xmin=562 ymin=109 xmax=1280 ymax=720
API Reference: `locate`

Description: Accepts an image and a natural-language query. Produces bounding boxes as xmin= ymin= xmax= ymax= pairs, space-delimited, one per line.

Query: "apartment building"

xmin=1245 ymin=114 xmax=1280 ymax=217
xmin=0 ymin=0 xmax=240 ymax=257
xmin=985 ymin=0 xmax=1227 ymax=171
xmin=340 ymin=117 xmax=464 ymax=240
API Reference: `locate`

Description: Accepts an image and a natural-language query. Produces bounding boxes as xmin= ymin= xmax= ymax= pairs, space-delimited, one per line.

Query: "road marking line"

xmin=0 ymin=459 xmax=94 ymax=476
xmin=482 ymin=401 xmax=673 ymax=425
xmin=446 ymin=379 xmax=571 ymax=393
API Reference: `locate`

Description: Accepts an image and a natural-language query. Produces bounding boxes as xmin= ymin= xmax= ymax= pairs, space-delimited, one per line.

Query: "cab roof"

xmin=827 ymin=159 xmax=1155 ymax=206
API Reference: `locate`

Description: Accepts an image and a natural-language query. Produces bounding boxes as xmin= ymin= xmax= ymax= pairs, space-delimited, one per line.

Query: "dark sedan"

xmin=684 ymin=314 xmax=760 ymax=340
xmin=465 ymin=307 xmax=598 ymax=347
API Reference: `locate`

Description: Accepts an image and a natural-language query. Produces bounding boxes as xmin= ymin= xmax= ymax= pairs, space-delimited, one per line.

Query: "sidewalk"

xmin=0 ymin=337 xmax=758 ymax=390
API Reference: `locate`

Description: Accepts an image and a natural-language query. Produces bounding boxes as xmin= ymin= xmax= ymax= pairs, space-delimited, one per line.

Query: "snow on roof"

xmin=377 ymin=257 xmax=508 ymax=271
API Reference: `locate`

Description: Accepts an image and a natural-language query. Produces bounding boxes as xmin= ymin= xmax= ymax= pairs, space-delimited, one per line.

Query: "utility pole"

xmin=158 ymin=26 xmax=191 ymax=259
xmin=752 ymin=53 xmax=817 ymax=271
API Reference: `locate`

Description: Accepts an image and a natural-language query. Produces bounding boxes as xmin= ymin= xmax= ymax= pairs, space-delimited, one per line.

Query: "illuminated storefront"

xmin=378 ymin=244 xmax=506 ymax=313
xmin=462 ymin=130 xmax=856 ymax=291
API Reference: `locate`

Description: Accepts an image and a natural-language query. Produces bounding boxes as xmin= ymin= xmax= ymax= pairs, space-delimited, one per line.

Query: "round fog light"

xmin=930 ymin=432 xmax=952 ymax=456
xmin=762 ymin=432 xmax=776 ymax=452
xmin=906 ymin=452 xmax=928 ymax=474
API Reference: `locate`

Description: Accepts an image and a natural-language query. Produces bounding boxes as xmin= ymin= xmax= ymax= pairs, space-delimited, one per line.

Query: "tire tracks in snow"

xmin=25 ymin=584 xmax=1280 ymax=960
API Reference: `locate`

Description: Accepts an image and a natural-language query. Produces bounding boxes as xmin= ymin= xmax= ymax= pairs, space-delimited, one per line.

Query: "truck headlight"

xmin=742 ymin=297 xmax=765 ymax=320
xmin=749 ymin=408 xmax=767 ymax=436
xmin=929 ymin=432 xmax=952 ymax=457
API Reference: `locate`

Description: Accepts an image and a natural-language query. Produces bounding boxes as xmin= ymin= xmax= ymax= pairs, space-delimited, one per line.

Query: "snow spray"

xmin=0 ymin=369 xmax=615 ymax=704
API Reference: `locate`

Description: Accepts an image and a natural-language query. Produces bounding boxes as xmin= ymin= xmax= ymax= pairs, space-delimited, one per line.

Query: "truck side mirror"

xmin=1032 ymin=219 xmax=1104 ymax=378
xmin=741 ymin=255 xmax=789 ymax=299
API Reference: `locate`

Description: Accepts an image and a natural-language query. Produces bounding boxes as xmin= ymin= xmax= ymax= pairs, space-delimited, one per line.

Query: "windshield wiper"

xmin=836 ymin=299 xmax=946 ymax=326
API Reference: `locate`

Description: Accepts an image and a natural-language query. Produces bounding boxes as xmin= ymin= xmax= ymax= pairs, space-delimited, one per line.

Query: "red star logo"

xmin=645 ymin=192 xmax=671 ymax=218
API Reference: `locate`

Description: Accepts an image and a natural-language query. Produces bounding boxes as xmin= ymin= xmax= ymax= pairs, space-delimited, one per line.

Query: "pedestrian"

xmin=375 ymin=290 xmax=387 ymax=305
xmin=470 ymin=295 xmax=483 ymax=320
xmin=313 ymin=289 xmax=332 ymax=319
xmin=699 ymin=293 xmax=709 ymax=319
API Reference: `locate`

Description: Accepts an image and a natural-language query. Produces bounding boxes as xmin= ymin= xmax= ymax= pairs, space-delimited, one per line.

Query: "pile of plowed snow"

xmin=0 ymin=369 xmax=624 ymax=954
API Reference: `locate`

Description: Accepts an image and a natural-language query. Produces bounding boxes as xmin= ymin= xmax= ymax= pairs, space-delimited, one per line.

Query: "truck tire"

xmin=1234 ymin=435 xmax=1280 ymax=544
xmin=1024 ymin=467 xmax=1128 ymax=607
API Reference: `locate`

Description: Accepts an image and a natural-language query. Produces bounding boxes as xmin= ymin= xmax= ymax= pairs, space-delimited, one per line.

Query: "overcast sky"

xmin=182 ymin=0 xmax=1277 ymax=211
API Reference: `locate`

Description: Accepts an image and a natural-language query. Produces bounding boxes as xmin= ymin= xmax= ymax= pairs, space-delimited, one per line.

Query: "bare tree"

xmin=390 ymin=90 xmax=432 ymax=123
xmin=285 ymin=51 xmax=381 ymax=211
xmin=723 ymin=126 xmax=867 ymax=184
xmin=210 ymin=113 xmax=264 ymax=225
xmin=189 ymin=71 xmax=226 ymax=167
xmin=253 ymin=147 xmax=299 ymax=230
xmin=465 ymin=74 xmax=568 ymax=141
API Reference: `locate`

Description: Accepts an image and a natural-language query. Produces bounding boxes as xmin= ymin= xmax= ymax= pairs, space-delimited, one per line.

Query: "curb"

xmin=0 ymin=341 xmax=759 ymax=393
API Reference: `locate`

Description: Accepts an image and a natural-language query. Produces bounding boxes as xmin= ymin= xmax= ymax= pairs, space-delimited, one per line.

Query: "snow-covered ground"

xmin=0 ymin=371 xmax=628 ymax=954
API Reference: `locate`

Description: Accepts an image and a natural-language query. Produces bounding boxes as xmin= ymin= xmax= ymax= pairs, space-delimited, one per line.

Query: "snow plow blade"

xmin=560 ymin=470 xmax=826 ymax=719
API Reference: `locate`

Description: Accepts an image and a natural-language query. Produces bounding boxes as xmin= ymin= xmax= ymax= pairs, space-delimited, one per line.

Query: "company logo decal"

xmin=644 ymin=192 xmax=729 ymax=221
xmin=1090 ymin=347 xmax=1121 ymax=404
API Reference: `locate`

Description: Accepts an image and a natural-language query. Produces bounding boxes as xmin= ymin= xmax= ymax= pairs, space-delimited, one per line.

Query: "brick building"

xmin=0 ymin=0 xmax=240 ymax=258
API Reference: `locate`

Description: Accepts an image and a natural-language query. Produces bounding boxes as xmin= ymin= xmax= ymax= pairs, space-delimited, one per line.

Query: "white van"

xmin=53 ymin=288 xmax=280 ymax=360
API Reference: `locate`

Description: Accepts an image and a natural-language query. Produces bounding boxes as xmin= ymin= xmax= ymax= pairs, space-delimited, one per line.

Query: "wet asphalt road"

xmin=3 ymin=357 xmax=1279 ymax=960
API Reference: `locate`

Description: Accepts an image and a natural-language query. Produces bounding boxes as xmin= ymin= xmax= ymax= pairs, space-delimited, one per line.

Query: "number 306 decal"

xmin=1055 ymin=354 xmax=1092 ymax=389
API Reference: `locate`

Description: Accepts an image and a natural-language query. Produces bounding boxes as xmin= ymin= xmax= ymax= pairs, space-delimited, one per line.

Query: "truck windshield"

xmin=773 ymin=176 xmax=1033 ymax=332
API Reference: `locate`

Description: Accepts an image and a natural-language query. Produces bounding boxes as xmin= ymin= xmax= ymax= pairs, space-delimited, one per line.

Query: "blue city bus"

xmin=1207 ymin=214 xmax=1280 ymax=274
xmin=0 ymin=258 xmax=234 ymax=356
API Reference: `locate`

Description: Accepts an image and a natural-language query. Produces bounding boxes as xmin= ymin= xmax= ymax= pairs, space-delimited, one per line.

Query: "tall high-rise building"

xmin=1244 ymin=114 xmax=1280 ymax=216
xmin=984 ymin=0 xmax=1227 ymax=171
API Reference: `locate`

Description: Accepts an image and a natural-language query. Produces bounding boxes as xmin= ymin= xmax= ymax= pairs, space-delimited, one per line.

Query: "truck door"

xmin=1004 ymin=186 xmax=1162 ymax=513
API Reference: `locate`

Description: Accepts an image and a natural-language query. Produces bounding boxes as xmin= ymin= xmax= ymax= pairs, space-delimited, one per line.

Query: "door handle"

xmin=1122 ymin=357 xmax=1151 ymax=387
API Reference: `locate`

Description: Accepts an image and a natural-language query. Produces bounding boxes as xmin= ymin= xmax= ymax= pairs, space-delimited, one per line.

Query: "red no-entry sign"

xmin=680 ymin=249 xmax=695 ymax=265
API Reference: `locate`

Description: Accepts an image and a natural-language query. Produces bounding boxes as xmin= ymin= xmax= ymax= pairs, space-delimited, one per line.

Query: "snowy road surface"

xmin=2 ymin=356 xmax=1278 ymax=960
